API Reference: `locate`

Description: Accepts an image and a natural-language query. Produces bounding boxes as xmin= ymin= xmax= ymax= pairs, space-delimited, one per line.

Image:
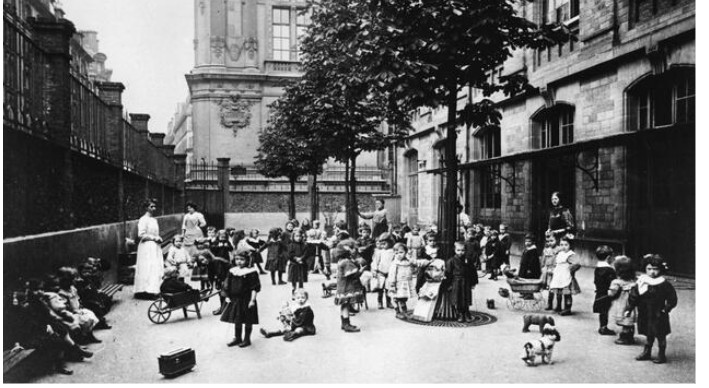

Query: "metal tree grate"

xmin=396 ymin=311 xmax=497 ymax=327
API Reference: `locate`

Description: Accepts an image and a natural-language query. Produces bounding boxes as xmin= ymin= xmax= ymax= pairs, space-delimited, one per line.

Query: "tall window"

xmin=627 ymin=68 xmax=695 ymax=131
xmin=272 ymin=8 xmax=290 ymax=60
xmin=406 ymin=151 xmax=419 ymax=209
xmin=295 ymin=9 xmax=309 ymax=60
xmin=532 ymin=105 xmax=575 ymax=149
xmin=474 ymin=127 xmax=501 ymax=160
xmin=480 ymin=164 xmax=502 ymax=209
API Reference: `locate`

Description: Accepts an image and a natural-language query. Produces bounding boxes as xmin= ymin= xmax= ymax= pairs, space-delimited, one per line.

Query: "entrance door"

xmin=532 ymin=155 xmax=576 ymax=245
xmin=628 ymin=129 xmax=695 ymax=275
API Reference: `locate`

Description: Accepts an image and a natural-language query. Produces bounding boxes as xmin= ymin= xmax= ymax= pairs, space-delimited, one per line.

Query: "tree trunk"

xmin=344 ymin=158 xmax=350 ymax=233
xmin=348 ymin=154 xmax=359 ymax=237
xmin=289 ymin=175 xmax=297 ymax=220
xmin=442 ymin=81 xmax=459 ymax=260
xmin=310 ymin=173 xmax=318 ymax=221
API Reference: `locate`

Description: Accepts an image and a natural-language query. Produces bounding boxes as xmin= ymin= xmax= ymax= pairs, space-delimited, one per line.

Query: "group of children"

xmin=7 ymin=258 xmax=115 ymax=375
xmin=593 ymin=248 xmax=678 ymax=364
xmin=160 ymin=218 xmax=680 ymax=365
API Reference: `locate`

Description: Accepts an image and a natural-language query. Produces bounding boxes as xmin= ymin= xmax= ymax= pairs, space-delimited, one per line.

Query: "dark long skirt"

xmin=220 ymin=296 xmax=259 ymax=325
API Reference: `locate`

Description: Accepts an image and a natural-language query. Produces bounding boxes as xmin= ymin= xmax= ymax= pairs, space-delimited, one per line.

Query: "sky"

xmin=62 ymin=0 xmax=194 ymax=134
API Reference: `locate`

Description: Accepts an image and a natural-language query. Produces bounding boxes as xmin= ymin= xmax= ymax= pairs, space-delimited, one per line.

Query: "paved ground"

xmin=31 ymin=257 xmax=695 ymax=383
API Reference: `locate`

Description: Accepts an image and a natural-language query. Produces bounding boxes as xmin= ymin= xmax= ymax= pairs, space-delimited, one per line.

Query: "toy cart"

xmin=505 ymin=278 xmax=545 ymax=311
xmin=148 ymin=289 xmax=218 ymax=324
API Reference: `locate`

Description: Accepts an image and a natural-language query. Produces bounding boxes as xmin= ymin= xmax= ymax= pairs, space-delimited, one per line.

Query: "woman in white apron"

xmin=134 ymin=199 xmax=164 ymax=298
xmin=182 ymin=201 xmax=207 ymax=256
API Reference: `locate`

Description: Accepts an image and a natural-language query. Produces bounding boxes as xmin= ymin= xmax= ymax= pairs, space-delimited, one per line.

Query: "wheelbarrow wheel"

xmin=148 ymin=298 xmax=171 ymax=324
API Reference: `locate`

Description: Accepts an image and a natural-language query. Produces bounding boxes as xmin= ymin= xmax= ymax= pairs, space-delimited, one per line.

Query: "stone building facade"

xmin=166 ymin=0 xmax=387 ymax=221
xmin=395 ymin=0 xmax=695 ymax=274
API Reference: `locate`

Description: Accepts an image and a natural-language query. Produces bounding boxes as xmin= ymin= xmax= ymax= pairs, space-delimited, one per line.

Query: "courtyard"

xmin=30 ymin=259 xmax=695 ymax=384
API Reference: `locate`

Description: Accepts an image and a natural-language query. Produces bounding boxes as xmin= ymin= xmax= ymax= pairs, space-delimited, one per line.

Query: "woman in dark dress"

xmin=626 ymin=254 xmax=677 ymax=364
xmin=546 ymin=191 xmax=576 ymax=240
xmin=359 ymin=199 xmax=389 ymax=239
xmin=221 ymin=253 xmax=261 ymax=348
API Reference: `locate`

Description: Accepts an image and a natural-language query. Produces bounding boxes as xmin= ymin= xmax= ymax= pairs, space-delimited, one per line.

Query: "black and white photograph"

xmin=2 ymin=0 xmax=700 ymax=384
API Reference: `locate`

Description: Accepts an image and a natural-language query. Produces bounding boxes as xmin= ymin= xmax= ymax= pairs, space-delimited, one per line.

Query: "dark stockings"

xmin=599 ymin=312 xmax=608 ymax=328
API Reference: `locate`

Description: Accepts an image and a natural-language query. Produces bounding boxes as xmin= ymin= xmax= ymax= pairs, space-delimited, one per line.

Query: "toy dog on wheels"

xmin=521 ymin=324 xmax=561 ymax=366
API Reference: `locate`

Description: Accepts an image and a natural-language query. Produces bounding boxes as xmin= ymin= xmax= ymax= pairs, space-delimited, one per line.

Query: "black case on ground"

xmin=158 ymin=348 xmax=195 ymax=377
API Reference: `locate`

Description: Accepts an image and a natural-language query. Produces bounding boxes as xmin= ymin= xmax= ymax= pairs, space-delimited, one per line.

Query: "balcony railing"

xmin=264 ymin=60 xmax=302 ymax=75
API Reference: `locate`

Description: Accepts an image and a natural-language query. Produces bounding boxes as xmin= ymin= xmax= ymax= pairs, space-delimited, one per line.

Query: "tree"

xmin=255 ymin=93 xmax=327 ymax=220
xmin=302 ymin=0 xmax=571 ymax=255
xmin=293 ymin=2 xmax=416 ymax=236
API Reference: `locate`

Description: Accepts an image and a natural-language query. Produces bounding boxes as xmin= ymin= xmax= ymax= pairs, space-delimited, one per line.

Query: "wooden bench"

xmin=99 ymin=283 xmax=123 ymax=298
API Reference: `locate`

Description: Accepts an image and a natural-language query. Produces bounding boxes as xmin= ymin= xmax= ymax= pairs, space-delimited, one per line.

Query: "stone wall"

xmin=3 ymin=214 xmax=183 ymax=288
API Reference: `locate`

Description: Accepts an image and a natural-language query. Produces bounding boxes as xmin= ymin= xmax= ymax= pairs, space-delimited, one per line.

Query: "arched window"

xmin=531 ymin=104 xmax=575 ymax=149
xmin=473 ymin=127 xmax=501 ymax=160
xmin=405 ymin=150 xmax=419 ymax=210
xmin=627 ymin=67 xmax=695 ymax=131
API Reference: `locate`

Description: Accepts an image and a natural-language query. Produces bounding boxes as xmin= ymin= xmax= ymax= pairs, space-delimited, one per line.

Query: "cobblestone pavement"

xmin=31 ymin=257 xmax=695 ymax=383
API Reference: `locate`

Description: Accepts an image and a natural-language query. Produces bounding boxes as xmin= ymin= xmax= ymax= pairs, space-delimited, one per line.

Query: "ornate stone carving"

xmin=228 ymin=39 xmax=244 ymax=61
xmin=243 ymin=36 xmax=258 ymax=60
xmin=217 ymin=94 xmax=253 ymax=136
xmin=211 ymin=36 xmax=225 ymax=59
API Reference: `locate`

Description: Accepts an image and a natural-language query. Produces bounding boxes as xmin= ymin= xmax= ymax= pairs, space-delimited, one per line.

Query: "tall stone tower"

xmin=187 ymin=0 xmax=304 ymax=165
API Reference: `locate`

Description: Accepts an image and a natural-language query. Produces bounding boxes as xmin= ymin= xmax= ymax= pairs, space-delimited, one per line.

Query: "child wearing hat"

xmin=625 ymin=254 xmax=677 ymax=364
xmin=519 ymin=234 xmax=541 ymax=279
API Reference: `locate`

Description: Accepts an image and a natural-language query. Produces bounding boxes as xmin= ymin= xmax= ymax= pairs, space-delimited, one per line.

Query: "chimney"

xmin=160 ymin=144 xmax=176 ymax=157
xmin=129 ymin=113 xmax=150 ymax=135
xmin=149 ymin=132 xmax=165 ymax=147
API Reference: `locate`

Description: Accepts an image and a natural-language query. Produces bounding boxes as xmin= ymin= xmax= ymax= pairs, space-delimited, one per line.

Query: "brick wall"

xmin=576 ymin=145 xmax=627 ymax=237
xmin=501 ymin=160 xmax=532 ymax=232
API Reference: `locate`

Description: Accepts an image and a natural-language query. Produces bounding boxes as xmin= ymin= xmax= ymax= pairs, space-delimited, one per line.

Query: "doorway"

xmin=627 ymin=130 xmax=695 ymax=276
xmin=532 ymin=155 xmax=576 ymax=244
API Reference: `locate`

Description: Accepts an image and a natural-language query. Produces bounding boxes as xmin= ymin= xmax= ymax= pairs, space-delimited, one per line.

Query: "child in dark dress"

xmin=485 ymin=230 xmax=502 ymax=280
xmin=626 ymin=254 xmax=678 ymax=364
xmin=260 ymin=289 xmax=316 ymax=341
xmin=356 ymin=225 xmax=376 ymax=267
xmin=464 ymin=227 xmax=482 ymax=270
xmin=519 ymin=234 xmax=541 ymax=279
xmin=592 ymin=245 xmax=616 ymax=336
xmin=287 ymin=228 xmax=312 ymax=291
xmin=334 ymin=239 xmax=365 ymax=333
xmin=446 ymin=242 xmax=478 ymax=322
xmin=245 ymin=229 xmax=268 ymax=274
xmin=221 ymin=253 xmax=261 ymax=348
xmin=264 ymin=227 xmax=286 ymax=285
xmin=499 ymin=224 xmax=511 ymax=266
xmin=202 ymin=236 xmax=231 ymax=315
